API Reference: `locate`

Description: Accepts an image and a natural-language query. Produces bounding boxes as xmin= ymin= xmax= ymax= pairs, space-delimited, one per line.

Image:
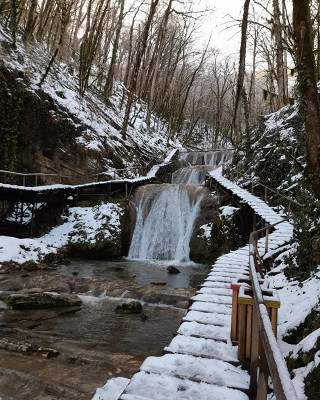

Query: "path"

xmin=97 ymin=167 xmax=293 ymax=400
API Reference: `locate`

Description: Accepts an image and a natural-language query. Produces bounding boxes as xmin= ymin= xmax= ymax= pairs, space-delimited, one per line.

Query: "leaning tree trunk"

xmin=233 ymin=0 xmax=250 ymax=144
xmin=293 ymin=0 xmax=320 ymax=198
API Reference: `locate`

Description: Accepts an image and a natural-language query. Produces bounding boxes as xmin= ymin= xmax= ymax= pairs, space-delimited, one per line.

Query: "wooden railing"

xmin=0 ymin=166 xmax=145 ymax=187
xmin=247 ymin=221 xmax=299 ymax=400
xmin=229 ymin=168 xmax=303 ymax=214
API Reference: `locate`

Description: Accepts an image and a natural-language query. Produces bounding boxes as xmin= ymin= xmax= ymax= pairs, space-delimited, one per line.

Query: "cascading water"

xmin=171 ymin=165 xmax=215 ymax=184
xmin=128 ymin=184 xmax=207 ymax=262
xmin=128 ymin=150 xmax=232 ymax=263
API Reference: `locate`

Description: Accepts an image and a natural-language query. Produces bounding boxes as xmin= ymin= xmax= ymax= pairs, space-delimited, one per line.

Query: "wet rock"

xmin=37 ymin=347 xmax=59 ymax=358
xmin=139 ymin=313 xmax=149 ymax=321
xmin=42 ymin=252 xmax=66 ymax=265
xmin=142 ymin=293 xmax=189 ymax=309
xmin=7 ymin=292 xmax=82 ymax=309
xmin=0 ymin=339 xmax=34 ymax=354
xmin=0 ymin=339 xmax=59 ymax=358
xmin=115 ymin=301 xmax=142 ymax=314
xmin=167 ymin=265 xmax=181 ymax=274
xmin=0 ymin=261 xmax=21 ymax=273
xmin=21 ymin=260 xmax=39 ymax=271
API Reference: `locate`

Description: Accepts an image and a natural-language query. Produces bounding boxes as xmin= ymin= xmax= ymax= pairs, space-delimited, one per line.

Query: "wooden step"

xmin=119 ymin=371 xmax=249 ymax=400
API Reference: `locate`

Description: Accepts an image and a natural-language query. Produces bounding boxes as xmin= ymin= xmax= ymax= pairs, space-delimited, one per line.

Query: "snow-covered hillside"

xmin=0 ymin=25 xmax=184 ymax=181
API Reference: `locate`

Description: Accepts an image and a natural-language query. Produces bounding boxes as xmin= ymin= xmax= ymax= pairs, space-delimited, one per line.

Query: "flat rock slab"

xmin=120 ymin=371 xmax=249 ymax=400
xmin=7 ymin=292 xmax=82 ymax=309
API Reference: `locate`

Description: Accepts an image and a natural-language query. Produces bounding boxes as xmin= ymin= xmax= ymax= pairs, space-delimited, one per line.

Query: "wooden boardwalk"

xmin=105 ymin=167 xmax=294 ymax=400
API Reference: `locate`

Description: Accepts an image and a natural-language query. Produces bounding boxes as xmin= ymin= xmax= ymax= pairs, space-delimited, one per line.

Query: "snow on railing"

xmin=249 ymin=223 xmax=299 ymax=400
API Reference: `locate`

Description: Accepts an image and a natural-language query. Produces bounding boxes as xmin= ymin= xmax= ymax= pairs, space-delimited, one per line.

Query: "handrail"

xmin=0 ymin=165 xmax=144 ymax=186
xmin=251 ymin=180 xmax=303 ymax=208
xmin=249 ymin=221 xmax=299 ymax=400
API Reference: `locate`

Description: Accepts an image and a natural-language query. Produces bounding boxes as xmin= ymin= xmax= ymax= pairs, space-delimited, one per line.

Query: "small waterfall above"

xmin=128 ymin=184 xmax=207 ymax=262
xmin=172 ymin=165 xmax=215 ymax=184
xmin=180 ymin=150 xmax=234 ymax=166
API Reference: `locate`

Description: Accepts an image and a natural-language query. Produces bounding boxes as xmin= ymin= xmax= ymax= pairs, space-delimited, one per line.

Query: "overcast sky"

xmin=198 ymin=0 xmax=245 ymax=53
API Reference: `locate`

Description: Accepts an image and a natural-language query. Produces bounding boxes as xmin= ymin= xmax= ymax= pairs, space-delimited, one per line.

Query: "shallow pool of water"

xmin=58 ymin=259 xmax=210 ymax=289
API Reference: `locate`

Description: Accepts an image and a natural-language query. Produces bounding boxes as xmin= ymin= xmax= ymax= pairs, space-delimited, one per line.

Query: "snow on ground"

xmin=0 ymin=202 xmax=124 ymax=267
xmin=0 ymin=25 xmax=182 ymax=174
xmin=40 ymin=203 xmax=123 ymax=248
xmin=220 ymin=206 xmax=239 ymax=218
xmin=266 ymin=251 xmax=320 ymax=399
xmin=0 ymin=236 xmax=54 ymax=264
xmin=91 ymin=377 xmax=129 ymax=400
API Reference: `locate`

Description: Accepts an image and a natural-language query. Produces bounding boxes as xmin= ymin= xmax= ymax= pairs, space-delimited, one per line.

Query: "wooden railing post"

xmin=250 ymin=305 xmax=260 ymax=399
xmin=265 ymin=228 xmax=269 ymax=254
xmin=256 ymin=344 xmax=269 ymax=400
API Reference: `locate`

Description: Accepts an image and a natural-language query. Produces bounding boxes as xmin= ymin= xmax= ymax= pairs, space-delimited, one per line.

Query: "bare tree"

xmin=121 ymin=0 xmax=160 ymax=139
xmin=104 ymin=0 xmax=125 ymax=100
xmin=233 ymin=0 xmax=250 ymax=144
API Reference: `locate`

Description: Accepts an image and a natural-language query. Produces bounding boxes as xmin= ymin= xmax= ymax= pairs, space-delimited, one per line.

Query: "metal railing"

xmin=248 ymin=221 xmax=299 ymax=400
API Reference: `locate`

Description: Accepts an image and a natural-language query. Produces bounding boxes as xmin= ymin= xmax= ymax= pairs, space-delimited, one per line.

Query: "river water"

xmin=0 ymin=150 xmax=232 ymax=400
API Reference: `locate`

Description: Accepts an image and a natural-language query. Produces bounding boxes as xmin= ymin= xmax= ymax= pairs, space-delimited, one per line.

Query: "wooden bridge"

xmin=0 ymin=150 xmax=179 ymax=236
xmin=101 ymin=167 xmax=299 ymax=400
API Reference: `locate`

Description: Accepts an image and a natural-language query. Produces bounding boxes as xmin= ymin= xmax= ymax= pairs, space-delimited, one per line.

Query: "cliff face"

xmin=0 ymin=63 xmax=125 ymax=185
xmin=0 ymin=31 xmax=176 ymax=186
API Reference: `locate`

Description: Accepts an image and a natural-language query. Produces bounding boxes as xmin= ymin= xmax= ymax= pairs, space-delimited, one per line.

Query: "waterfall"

xmin=128 ymin=184 xmax=207 ymax=262
xmin=181 ymin=150 xmax=234 ymax=166
xmin=172 ymin=165 xmax=214 ymax=184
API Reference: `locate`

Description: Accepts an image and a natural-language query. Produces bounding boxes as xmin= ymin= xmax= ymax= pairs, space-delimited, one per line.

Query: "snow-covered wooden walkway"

xmin=112 ymin=167 xmax=293 ymax=400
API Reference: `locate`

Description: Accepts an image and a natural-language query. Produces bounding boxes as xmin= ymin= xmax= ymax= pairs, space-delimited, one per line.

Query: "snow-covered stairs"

xmin=115 ymin=168 xmax=293 ymax=400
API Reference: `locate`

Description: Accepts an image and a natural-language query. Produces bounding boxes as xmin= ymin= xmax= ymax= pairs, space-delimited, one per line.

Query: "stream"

xmin=0 ymin=150 xmax=232 ymax=400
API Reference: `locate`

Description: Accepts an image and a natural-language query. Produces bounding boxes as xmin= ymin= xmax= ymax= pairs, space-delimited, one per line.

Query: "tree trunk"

xmin=273 ymin=0 xmax=286 ymax=107
xmin=23 ymin=0 xmax=37 ymax=43
xmin=293 ymin=0 xmax=320 ymax=198
xmin=146 ymin=0 xmax=173 ymax=126
xmin=104 ymin=0 xmax=125 ymax=100
xmin=121 ymin=0 xmax=160 ymax=140
xmin=233 ymin=0 xmax=250 ymax=144
xmin=9 ymin=0 xmax=17 ymax=48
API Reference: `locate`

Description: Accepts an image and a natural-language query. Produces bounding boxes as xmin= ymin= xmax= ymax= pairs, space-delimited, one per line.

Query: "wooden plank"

xmin=231 ymin=290 xmax=238 ymax=341
xmin=245 ymin=305 xmax=252 ymax=359
xmin=238 ymin=303 xmax=246 ymax=362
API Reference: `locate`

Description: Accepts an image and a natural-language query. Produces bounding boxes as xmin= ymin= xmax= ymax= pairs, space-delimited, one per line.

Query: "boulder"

xmin=115 ymin=301 xmax=142 ymax=314
xmin=7 ymin=292 xmax=82 ymax=309
xmin=167 ymin=265 xmax=180 ymax=274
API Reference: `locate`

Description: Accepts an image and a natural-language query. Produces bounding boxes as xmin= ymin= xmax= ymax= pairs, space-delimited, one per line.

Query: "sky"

xmin=198 ymin=0 xmax=245 ymax=53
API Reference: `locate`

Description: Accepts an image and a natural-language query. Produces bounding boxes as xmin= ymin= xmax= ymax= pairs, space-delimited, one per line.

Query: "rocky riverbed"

xmin=0 ymin=259 xmax=209 ymax=400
